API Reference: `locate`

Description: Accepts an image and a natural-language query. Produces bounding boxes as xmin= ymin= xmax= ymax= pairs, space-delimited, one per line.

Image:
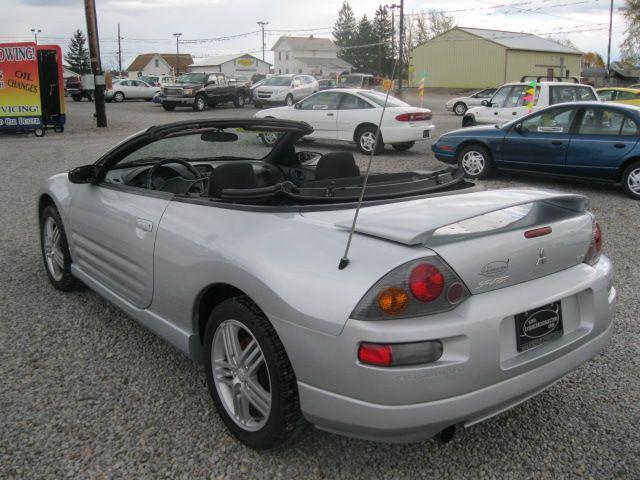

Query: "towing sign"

xmin=0 ymin=42 xmax=42 ymax=129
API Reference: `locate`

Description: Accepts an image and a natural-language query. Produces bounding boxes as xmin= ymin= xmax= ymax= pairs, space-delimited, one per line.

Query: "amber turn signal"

xmin=377 ymin=287 xmax=409 ymax=315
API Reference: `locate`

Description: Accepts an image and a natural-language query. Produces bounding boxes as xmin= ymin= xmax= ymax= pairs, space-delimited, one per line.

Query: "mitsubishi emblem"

xmin=536 ymin=247 xmax=547 ymax=266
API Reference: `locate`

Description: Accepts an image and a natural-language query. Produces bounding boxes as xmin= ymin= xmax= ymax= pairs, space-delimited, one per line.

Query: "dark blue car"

xmin=432 ymin=101 xmax=640 ymax=199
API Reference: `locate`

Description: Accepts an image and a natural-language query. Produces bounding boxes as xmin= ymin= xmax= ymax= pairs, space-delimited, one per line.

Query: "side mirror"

xmin=481 ymin=100 xmax=491 ymax=107
xmin=68 ymin=165 xmax=99 ymax=184
xmin=513 ymin=123 xmax=524 ymax=133
xmin=294 ymin=102 xmax=302 ymax=109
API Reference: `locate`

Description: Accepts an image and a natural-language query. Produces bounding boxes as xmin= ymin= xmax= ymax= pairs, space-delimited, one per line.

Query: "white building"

xmin=272 ymin=35 xmax=352 ymax=77
xmin=187 ymin=53 xmax=271 ymax=79
xmin=126 ymin=53 xmax=194 ymax=78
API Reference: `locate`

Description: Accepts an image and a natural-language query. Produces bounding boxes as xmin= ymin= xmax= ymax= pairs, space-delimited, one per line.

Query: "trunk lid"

xmin=331 ymin=189 xmax=592 ymax=294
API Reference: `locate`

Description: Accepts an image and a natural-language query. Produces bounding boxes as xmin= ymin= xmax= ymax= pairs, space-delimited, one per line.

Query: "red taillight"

xmin=395 ymin=111 xmax=432 ymax=122
xmin=409 ymin=263 xmax=444 ymax=302
xmin=594 ymin=222 xmax=602 ymax=253
xmin=358 ymin=343 xmax=392 ymax=366
xmin=524 ymin=226 xmax=552 ymax=238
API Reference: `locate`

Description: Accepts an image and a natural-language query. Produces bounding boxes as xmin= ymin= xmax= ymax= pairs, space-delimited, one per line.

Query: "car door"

xmin=68 ymin=182 xmax=171 ymax=309
xmin=468 ymin=88 xmax=496 ymax=107
xmin=475 ymin=85 xmax=511 ymax=124
xmin=118 ymin=80 xmax=132 ymax=97
xmin=128 ymin=80 xmax=145 ymax=99
xmin=565 ymin=106 xmax=640 ymax=179
xmin=291 ymin=76 xmax=304 ymax=101
xmin=614 ymin=90 xmax=640 ymax=106
xmin=498 ymin=84 xmax=538 ymax=124
xmin=499 ymin=106 xmax=578 ymax=174
xmin=289 ymin=91 xmax=341 ymax=139
xmin=335 ymin=93 xmax=375 ymax=141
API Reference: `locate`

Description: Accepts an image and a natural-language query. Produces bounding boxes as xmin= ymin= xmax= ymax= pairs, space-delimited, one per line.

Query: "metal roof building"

xmin=409 ymin=27 xmax=583 ymax=88
xmin=187 ymin=53 xmax=271 ymax=78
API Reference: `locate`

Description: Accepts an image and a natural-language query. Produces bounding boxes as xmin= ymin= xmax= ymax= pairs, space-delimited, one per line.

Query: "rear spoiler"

xmin=335 ymin=189 xmax=588 ymax=246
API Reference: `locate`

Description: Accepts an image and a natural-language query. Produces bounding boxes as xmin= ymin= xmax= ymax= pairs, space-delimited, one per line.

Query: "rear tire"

xmin=392 ymin=141 xmax=415 ymax=151
xmin=40 ymin=205 xmax=82 ymax=291
xmin=162 ymin=104 xmax=175 ymax=111
xmin=356 ymin=125 xmax=384 ymax=155
xmin=71 ymin=94 xmax=82 ymax=102
xmin=203 ymin=296 xmax=305 ymax=450
xmin=457 ymin=144 xmax=492 ymax=179
xmin=113 ymin=91 xmax=125 ymax=103
xmin=621 ymin=161 xmax=640 ymax=200
xmin=453 ymin=102 xmax=467 ymax=116
xmin=34 ymin=128 xmax=45 ymax=137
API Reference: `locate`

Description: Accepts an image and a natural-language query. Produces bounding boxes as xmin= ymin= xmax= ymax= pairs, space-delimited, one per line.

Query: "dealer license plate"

xmin=515 ymin=302 xmax=563 ymax=352
xmin=423 ymin=130 xmax=430 ymax=138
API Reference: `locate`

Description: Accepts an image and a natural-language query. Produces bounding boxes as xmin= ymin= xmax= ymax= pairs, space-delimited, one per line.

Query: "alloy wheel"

xmin=43 ymin=216 xmax=64 ymax=281
xmin=461 ymin=150 xmax=485 ymax=176
xmin=212 ymin=319 xmax=272 ymax=432
xmin=628 ymin=167 xmax=640 ymax=195
xmin=454 ymin=103 xmax=466 ymax=115
xmin=360 ymin=131 xmax=377 ymax=153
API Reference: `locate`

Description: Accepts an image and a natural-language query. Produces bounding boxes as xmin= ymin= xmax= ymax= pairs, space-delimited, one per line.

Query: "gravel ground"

xmin=1 ymin=96 xmax=639 ymax=479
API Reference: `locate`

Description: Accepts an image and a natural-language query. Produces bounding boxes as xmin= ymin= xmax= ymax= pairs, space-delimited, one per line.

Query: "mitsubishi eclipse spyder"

xmin=38 ymin=118 xmax=616 ymax=449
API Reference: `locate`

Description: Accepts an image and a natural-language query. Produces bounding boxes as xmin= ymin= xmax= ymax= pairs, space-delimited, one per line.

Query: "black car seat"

xmin=314 ymin=152 xmax=360 ymax=180
xmin=209 ymin=162 xmax=258 ymax=198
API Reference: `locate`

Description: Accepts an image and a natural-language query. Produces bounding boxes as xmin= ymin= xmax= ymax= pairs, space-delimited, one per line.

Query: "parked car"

xmin=597 ymin=87 xmax=640 ymax=106
xmin=338 ymin=73 xmax=375 ymax=89
xmin=254 ymin=89 xmax=434 ymax=154
xmin=318 ymin=78 xmax=338 ymax=90
xmin=253 ymin=74 xmax=318 ymax=108
xmin=434 ymin=101 xmax=640 ymax=199
xmin=462 ymin=80 xmax=599 ymax=127
xmin=161 ymin=72 xmax=248 ymax=111
xmin=38 ymin=118 xmax=615 ymax=450
xmin=249 ymin=78 xmax=266 ymax=103
xmin=105 ymin=79 xmax=159 ymax=103
xmin=445 ymin=88 xmax=497 ymax=116
xmin=140 ymin=74 xmax=175 ymax=88
xmin=65 ymin=77 xmax=94 ymax=102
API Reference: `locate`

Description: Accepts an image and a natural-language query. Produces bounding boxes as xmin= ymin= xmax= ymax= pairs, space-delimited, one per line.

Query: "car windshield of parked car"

xmin=550 ymin=85 xmax=597 ymax=104
xmin=263 ymin=76 xmax=292 ymax=87
xmin=176 ymin=73 xmax=206 ymax=84
xmin=359 ymin=91 xmax=408 ymax=107
xmin=114 ymin=128 xmax=282 ymax=168
xmin=339 ymin=75 xmax=363 ymax=87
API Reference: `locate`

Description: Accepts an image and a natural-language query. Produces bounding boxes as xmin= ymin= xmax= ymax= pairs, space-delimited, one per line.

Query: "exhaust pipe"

xmin=436 ymin=425 xmax=456 ymax=444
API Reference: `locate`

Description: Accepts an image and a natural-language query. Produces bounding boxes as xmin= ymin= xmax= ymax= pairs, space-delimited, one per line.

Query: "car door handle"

xmin=551 ymin=140 xmax=563 ymax=145
xmin=494 ymin=111 xmax=499 ymax=115
xmin=512 ymin=112 xmax=518 ymax=115
xmin=614 ymin=143 xmax=626 ymax=148
xmin=136 ymin=218 xmax=153 ymax=232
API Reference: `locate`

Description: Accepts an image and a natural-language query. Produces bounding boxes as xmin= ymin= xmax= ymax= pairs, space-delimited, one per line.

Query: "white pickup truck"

xmin=462 ymin=79 xmax=599 ymax=127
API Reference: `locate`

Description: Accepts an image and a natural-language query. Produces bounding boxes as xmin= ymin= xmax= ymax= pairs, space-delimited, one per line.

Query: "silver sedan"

xmin=37 ymin=118 xmax=616 ymax=449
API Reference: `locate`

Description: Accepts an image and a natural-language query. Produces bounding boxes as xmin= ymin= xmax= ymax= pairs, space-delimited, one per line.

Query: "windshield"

xmin=141 ymin=76 xmax=158 ymax=83
xmin=176 ymin=73 xmax=206 ymax=84
xmin=359 ymin=91 xmax=408 ymax=107
xmin=263 ymin=76 xmax=292 ymax=87
xmin=339 ymin=75 xmax=364 ymax=87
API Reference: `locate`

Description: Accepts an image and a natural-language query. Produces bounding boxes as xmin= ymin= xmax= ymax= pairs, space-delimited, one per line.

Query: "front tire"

xmin=453 ymin=102 xmax=467 ymax=116
xmin=621 ymin=161 xmax=640 ymax=199
xmin=193 ymin=94 xmax=207 ymax=112
xmin=204 ymin=296 xmax=305 ymax=450
xmin=457 ymin=144 xmax=492 ymax=179
xmin=356 ymin=126 xmax=384 ymax=155
xmin=113 ymin=91 xmax=125 ymax=103
xmin=462 ymin=115 xmax=475 ymax=127
xmin=392 ymin=141 xmax=415 ymax=151
xmin=162 ymin=104 xmax=175 ymax=111
xmin=233 ymin=93 xmax=245 ymax=108
xmin=40 ymin=205 xmax=81 ymax=291
xmin=285 ymin=95 xmax=294 ymax=107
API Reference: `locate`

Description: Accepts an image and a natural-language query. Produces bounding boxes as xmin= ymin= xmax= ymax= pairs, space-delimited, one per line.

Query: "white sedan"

xmin=105 ymin=79 xmax=159 ymax=103
xmin=254 ymin=89 xmax=434 ymax=154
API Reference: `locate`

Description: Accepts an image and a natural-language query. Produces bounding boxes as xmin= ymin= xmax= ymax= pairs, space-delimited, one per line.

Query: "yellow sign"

xmin=236 ymin=57 xmax=256 ymax=67
xmin=382 ymin=78 xmax=394 ymax=91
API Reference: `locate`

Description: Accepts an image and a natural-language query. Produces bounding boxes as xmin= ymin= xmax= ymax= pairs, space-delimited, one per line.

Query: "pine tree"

xmin=373 ymin=5 xmax=392 ymax=76
xmin=355 ymin=15 xmax=376 ymax=73
xmin=620 ymin=0 xmax=640 ymax=63
xmin=333 ymin=1 xmax=357 ymax=66
xmin=65 ymin=29 xmax=91 ymax=74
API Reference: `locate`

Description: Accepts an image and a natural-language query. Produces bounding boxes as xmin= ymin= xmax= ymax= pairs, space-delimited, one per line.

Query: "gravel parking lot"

xmin=1 ymin=95 xmax=639 ymax=479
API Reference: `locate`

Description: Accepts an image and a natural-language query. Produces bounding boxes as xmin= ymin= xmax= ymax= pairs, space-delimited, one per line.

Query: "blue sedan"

xmin=432 ymin=101 xmax=640 ymax=199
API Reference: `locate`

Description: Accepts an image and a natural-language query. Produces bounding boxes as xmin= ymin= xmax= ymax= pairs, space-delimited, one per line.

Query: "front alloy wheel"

xmin=453 ymin=102 xmax=467 ymax=116
xmin=40 ymin=205 xmax=81 ymax=291
xmin=357 ymin=126 xmax=384 ymax=154
xmin=457 ymin=145 xmax=492 ymax=179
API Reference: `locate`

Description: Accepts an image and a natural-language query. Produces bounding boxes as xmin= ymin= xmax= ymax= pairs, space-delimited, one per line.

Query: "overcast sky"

xmin=2 ymin=0 xmax=628 ymax=69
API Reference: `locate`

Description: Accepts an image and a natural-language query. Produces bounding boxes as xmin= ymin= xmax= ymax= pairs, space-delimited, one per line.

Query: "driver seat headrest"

xmin=315 ymin=152 xmax=360 ymax=180
xmin=209 ymin=162 xmax=258 ymax=198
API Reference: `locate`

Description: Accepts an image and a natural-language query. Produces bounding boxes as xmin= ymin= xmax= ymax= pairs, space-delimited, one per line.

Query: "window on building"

xmin=286 ymin=52 xmax=289 ymax=60
xmin=154 ymin=59 xmax=159 ymax=68
xmin=298 ymin=68 xmax=302 ymax=74
xmin=278 ymin=52 xmax=281 ymax=61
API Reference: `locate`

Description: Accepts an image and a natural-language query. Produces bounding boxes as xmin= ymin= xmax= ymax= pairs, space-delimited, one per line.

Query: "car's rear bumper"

xmin=275 ymin=257 xmax=615 ymax=443
xmin=381 ymin=123 xmax=435 ymax=143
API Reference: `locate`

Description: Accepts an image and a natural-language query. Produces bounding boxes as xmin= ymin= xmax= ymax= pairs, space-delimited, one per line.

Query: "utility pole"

xmin=173 ymin=33 xmax=182 ymax=75
xmin=398 ymin=0 xmax=404 ymax=90
xmin=117 ymin=23 xmax=122 ymax=76
xmin=386 ymin=4 xmax=399 ymax=77
xmin=30 ymin=28 xmax=41 ymax=44
xmin=257 ymin=21 xmax=268 ymax=61
xmin=84 ymin=0 xmax=107 ymax=127
xmin=606 ymin=0 xmax=613 ymax=83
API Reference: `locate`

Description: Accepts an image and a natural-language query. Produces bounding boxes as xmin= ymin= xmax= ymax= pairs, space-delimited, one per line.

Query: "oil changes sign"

xmin=0 ymin=42 xmax=42 ymax=129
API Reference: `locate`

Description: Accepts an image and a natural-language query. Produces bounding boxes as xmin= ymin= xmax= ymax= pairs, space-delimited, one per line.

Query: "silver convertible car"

xmin=38 ymin=118 xmax=616 ymax=449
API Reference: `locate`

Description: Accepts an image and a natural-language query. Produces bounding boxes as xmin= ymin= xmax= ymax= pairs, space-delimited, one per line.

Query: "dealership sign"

xmin=0 ymin=42 xmax=42 ymax=129
xmin=236 ymin=57 xmax=256 ymax=67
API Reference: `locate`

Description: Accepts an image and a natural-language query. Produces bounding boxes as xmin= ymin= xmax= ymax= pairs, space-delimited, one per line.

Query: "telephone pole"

xmin=117 ymin=23 xmax=122 ymax=76
xmin=386 ymin=4 xmax=399 ymax=78
xmin=257 ymin=21 xmax=268 ymax=61
xmin=173 ymin=33 xmax=182 ymax=75
xmin=84 ymin=0 xmax=107 ymax=127
xmin=398 ymin=0 xmax=404 ymax=90
xmin=606 ymin=0 xmax=613 ymax=82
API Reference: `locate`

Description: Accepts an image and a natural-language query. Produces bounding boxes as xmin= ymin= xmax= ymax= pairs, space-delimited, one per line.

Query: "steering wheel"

xmin=147 ymin=158 xmax=203 ymax=193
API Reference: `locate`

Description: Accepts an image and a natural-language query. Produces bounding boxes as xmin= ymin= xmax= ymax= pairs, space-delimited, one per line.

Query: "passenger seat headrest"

xmin=209 ymin=162 xmax=258 ymax=198
xmin=315 ymin=152 xmax=360 ymax=180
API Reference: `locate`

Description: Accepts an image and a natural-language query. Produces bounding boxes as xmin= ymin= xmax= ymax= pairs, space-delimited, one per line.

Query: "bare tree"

xmin=620 ymin=0 xmax=640 ymax=63
xmin=403 ymin=10 xmax=456 ymax=70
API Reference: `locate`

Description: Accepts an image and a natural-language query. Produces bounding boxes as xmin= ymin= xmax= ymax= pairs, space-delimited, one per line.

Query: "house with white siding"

xmin=272 ymin=35 xmax=352 ymax=77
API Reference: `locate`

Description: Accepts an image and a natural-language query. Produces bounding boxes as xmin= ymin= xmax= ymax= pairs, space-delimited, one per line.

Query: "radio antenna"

xmin=338 ymin=59 xmax=399 ymax=270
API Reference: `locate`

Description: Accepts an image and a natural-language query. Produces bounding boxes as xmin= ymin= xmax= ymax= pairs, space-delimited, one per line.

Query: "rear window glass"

xmin=550 ymin=86 xmax=597 ymax=104
xmin=359 ymin=91 xmax=408 ymax=107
